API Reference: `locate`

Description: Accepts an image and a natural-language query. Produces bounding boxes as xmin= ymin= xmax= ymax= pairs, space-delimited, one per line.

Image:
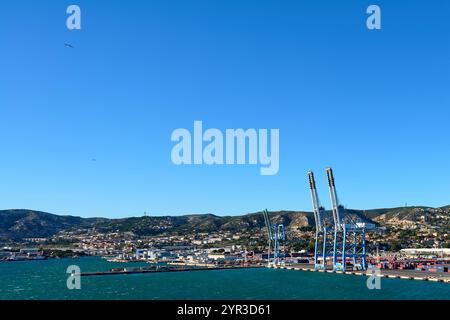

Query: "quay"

xmin=80 ymin=265 xmax=263 ymax=277
xmin=271 ymin=263 xmax=450 ymax=283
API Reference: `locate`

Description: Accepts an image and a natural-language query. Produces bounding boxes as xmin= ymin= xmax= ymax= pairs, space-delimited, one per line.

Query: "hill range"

xmin=0 ymin=205 xmax=448 ymax=240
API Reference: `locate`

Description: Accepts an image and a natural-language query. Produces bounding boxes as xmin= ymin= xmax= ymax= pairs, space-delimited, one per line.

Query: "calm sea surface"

xmin=0 ymin=257 xmax=448 ymax=300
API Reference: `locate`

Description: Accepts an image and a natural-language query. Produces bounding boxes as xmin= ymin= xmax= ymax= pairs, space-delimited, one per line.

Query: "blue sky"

xmin=1 ymin=1 xmax=449 ymax=218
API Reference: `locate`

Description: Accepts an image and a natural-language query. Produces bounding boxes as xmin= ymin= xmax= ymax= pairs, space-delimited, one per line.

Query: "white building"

xmin=401 ymin=248 xmax=450 ymax=257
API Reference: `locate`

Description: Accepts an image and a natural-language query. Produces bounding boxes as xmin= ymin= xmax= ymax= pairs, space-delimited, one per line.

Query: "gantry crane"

xmin=326 ymin=167 xmax=368 ymax=271
xmin=262 ymin=209 xmax=286 ymax=267
xmin=308 ymin=168 xmax=369 ymax=271
xmin=272 ymin=224 xmax=286 ymax=266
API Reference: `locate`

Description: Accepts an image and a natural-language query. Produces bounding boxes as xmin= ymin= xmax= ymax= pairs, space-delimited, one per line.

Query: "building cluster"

xmin=0 ymin=248 xmax=45 ymax=261
xmin=110 ymin=245 xmax=257 ymax=265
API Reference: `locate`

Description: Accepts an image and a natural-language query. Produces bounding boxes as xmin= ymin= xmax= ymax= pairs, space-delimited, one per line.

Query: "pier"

xmin=80 ymin=265 xmax=263 ymax=277
xmin=271 ymin=263 xmax=450 ymax=283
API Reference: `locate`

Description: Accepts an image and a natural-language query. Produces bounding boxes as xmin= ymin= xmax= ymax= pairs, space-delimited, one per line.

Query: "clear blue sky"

xmin=1 ymin=0 xmax=449 ymax=218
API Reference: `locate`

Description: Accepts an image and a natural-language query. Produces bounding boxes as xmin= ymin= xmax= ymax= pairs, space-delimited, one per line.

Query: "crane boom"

xmin=262 ymin=209 xmax=273 ymax=266
xmin=326 ymin=167 xmax=343 ymax=231
xmin=308 ymin=171 xmax=323 ymax=231
xmin=262 ymin=209 xmax=273 ymax=240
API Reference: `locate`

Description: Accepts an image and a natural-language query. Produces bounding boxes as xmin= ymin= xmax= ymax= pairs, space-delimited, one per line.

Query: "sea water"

xmin=0 ymin=257 xmax=448 ymax=300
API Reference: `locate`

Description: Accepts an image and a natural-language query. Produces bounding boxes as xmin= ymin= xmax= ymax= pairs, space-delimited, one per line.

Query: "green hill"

xmin=0 ymin=205 xmax=448 ymax=240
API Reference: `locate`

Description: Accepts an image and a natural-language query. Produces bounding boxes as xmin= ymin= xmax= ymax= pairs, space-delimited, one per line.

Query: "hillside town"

xmin=1 ymin=206 xmax=449 ymax=276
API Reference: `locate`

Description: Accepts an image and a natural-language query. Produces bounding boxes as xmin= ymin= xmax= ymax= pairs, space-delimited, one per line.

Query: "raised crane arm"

xmin=262 ymin=209 xmax=273 ymax=240
xmin=262 ymin=209 xmax=273 ymax=266
xmin=308 ymin=171 xmax=324 ymax=232
xmin=326 ymin=167 xmax=343 ymax=231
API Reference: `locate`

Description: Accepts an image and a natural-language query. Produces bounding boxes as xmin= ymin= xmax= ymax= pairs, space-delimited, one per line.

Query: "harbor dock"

xmin=272 ymin=263 xmax=450 ymax=283
xmin=80 ymin=264 xmax=263 ymax=277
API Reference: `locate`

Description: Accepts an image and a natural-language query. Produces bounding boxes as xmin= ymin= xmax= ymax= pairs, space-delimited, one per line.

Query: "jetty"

xmin=80 ymin=264 xmax=262 ymax=277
